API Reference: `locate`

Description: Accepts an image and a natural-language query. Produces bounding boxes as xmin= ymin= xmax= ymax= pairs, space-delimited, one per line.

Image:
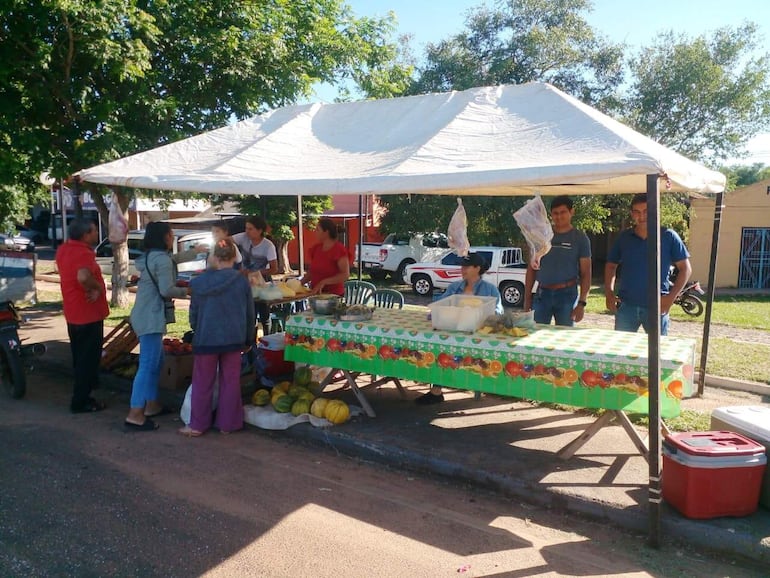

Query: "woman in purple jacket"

xmin=179 ymin=238 xmax=255 ymax=436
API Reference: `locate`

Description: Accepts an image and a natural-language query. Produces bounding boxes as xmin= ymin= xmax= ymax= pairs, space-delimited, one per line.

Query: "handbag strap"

xmin=144 ymin=251 xmax=166 ymax=300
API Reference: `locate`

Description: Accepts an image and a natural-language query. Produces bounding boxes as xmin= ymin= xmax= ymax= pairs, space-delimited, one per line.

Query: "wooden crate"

xmin=101 ymin=319 xmax=138 ymax=369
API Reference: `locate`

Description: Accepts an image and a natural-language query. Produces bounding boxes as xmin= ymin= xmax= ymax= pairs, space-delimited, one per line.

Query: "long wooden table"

xmin=283 ymin=309 xmax=696 ymax=457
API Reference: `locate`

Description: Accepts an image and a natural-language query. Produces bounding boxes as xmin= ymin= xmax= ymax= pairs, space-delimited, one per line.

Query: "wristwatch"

xmin=577 ymin=300 xmax=587 ymax=307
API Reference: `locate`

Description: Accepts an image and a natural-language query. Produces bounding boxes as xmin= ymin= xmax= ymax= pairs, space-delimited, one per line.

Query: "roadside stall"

xmin=283 ymin=308 xmax=695 ymax=457
xmin=77 ymin=81 xmax=726 ymax=546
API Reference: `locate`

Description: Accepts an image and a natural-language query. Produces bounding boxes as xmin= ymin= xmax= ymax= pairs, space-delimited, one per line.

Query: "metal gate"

xmin=738 ymin=228 xmax=770 ymax=289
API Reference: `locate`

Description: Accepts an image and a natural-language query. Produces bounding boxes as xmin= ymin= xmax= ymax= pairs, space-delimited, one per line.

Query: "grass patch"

xmin=698 ymin=338 xmax=770 ymax=384
xmin=631 ymin=410 xmax=712 ymax=432
xmin=586 ymin=286 xmax=770 ymax=331
xmin=106 ymin=306 xmax=190 ymax=339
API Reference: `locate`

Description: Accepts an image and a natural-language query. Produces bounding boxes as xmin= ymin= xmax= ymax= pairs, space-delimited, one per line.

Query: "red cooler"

xmin=258 ymin=333 xmax=294 ymax=377
xmin=662 ymin=431 xmax=767 ymax=519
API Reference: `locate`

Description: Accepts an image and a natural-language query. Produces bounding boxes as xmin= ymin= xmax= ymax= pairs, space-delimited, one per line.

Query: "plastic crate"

xmin=428 ymin=295 xmax=497 ymax=332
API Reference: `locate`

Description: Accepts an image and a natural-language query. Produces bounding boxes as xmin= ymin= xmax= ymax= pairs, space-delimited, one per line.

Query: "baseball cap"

xmin=460 ymin=252 xmax=488 ymax=270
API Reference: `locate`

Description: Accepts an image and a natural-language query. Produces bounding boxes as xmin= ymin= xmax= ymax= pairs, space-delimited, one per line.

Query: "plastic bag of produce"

xmin=513 ymin=193 xmax=553 ymax=269
xmin=179 ymin=374 xmax=219 ymax=425
xmin=447 ymin=198 xmax=470 ymax=256
xmin=107 ymin=193 xmax=128 ymax=244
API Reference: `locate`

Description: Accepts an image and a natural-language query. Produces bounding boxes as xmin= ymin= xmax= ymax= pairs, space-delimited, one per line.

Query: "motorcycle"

xmin=0 ymin=300 xmax=46 ymax=399
xmin=674 ymin=280 xmax=706 ymax=317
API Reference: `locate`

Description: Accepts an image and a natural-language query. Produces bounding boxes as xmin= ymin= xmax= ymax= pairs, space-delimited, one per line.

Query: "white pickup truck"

xmin=359 ymin=232 xmax=449 ymax=281
xmin=403 ymin=246 xmax=529 ymax=307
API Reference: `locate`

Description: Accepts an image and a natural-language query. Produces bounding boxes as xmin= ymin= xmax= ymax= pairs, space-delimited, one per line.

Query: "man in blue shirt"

xmin=416 ymin=252 xmax=503 ymax=405
xmin=604 ymin=193 xmax=692 ymax=335
xmin=524 ymin=195 xmax=592 ymax=326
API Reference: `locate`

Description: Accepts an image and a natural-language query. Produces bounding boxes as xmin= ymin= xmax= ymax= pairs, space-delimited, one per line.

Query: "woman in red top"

xmin=301 ymin=218 xmax=350 ymax=295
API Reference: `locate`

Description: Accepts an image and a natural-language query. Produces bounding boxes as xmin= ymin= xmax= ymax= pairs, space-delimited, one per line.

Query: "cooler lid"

xmin=711 ymin=406 xmax=770 ymax=443
xmin=665 ymin=431 xmax=767 ymax=457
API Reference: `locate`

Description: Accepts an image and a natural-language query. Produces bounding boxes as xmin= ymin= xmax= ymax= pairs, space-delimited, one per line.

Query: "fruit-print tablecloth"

xmin=284 ymin=309 xmax=696 ymax=418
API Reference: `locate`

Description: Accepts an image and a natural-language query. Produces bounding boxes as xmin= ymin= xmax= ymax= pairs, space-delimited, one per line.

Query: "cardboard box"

xmin=159 ymin=354 xmax=194 ymax=390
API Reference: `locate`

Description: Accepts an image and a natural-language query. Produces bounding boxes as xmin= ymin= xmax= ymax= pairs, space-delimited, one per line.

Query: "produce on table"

xmin=252 ymin=389 xmax=271 ymax=406
xmin=288 ymin=385 xmax=310 ymax=398
xmin=324 ymin=399 xmax=350 ymax=424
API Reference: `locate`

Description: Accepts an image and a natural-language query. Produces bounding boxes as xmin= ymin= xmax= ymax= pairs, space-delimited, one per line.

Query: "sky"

xmin=310 ymin=0 xmax=770 ymax=165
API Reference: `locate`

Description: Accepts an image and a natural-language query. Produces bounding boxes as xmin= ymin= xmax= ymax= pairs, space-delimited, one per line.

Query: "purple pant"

xmin=189 ymin=351 xmax=243 ymax=433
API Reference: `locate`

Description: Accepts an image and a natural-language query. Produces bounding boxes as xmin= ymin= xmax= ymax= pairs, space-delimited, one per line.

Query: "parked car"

xmin=15 ymin=226 xmax=46 ymax=243
xmin=94 ymin=229 xmax=213 ymax=278
xmin=403 ymin=246 xmax=529 ymax=307
xmin=0 ymin=232 xmax=35 ymax=252
xmin=358 ymin=232 xmax=449 ymax=281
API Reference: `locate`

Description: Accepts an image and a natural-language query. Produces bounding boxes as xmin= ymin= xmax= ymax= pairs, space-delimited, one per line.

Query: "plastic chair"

xmin=367 ymin=288 xmax=406 ymax=396
xmin=373 ymin=288 xmax=404 ymax=310
xmin=344 ymin=280 xmax=376 ymax=305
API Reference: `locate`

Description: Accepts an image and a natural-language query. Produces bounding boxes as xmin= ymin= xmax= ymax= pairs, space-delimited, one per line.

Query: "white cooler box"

xmin=711 ymin=405 xmax=770 ymax=509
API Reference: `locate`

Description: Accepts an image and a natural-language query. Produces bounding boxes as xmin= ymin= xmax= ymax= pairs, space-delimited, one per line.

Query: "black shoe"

xmin=70 ymin=398 xmax=107 ymax=413
xmin=415 ymin=392 xmax=444 ymax=405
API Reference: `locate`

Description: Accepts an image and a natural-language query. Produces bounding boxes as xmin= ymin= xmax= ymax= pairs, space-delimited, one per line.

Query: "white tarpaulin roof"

xmin=78 ymin=82 xmax=725 ymax=196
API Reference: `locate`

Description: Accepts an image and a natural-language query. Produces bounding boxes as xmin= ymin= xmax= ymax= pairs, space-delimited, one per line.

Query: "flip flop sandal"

xmin=124 ymin=419 xmax=159 ymax=432
xmin=178 ymin=426 xmax=203 ymax=437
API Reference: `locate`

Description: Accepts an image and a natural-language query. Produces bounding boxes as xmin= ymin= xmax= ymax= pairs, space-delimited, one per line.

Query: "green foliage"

xmin=409 ymin=0 xmax=625 ymax=110
xmin=718 ymin=163 xmax=770 ymax=190
xmin=624 ymin=24 xmax=770 ymax=165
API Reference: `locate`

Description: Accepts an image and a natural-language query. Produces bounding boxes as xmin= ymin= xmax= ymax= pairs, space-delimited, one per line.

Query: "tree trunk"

xmin=108 ymin=190 xmax=132 ymax=308
xmin=274 ymin=239 xmax=294 ymax=275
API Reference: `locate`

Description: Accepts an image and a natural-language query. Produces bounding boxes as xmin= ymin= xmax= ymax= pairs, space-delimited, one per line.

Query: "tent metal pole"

xmin=297 ymin=196 xmax=304 ymax=276
xmin=357 ymin=195 xmax=364 ymax=281
xmin=697 ymin=190 xmax=724 ymax=395
xmin=646 ymin=174 xmax=662 ymax=549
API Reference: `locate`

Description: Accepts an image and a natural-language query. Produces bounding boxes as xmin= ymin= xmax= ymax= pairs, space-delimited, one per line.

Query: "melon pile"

xmin=250 ymin=366 xmax=350 ymax=425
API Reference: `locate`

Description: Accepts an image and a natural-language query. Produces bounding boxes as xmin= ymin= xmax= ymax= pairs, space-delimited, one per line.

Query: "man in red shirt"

xmin=55 ymin=218 xmax=110 ymax=413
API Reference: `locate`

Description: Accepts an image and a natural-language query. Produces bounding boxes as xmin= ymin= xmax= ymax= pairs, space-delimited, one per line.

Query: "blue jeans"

xmin=533 ymin=287 xmax=577 ymax=326
xmin=130 ymin=333 xmax=164 ymax=408
xmin=614 ymin=303 xmax=670 ymax=336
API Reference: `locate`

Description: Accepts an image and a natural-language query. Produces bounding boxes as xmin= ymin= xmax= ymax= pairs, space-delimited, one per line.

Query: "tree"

xmin=0 ymin=0 xmax=408 ymax=305
xmin=624 ymin=24 xmax=770 ymax=166
xmin=381 ymin=0 xmax=624 ymax=249
xmin=410 ymin=0 xmax=624 ymax=109
xmin=719 ymin=163 xmax=770 ymax=190
xmin=235 ymin=195 xmax=333 ymax=274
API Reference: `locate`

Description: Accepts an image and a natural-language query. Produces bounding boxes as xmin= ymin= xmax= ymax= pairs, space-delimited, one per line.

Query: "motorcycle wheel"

xmin=0 ymin=338 xmax=26 ymax=399
xmin=679 ymin=294 xmax=704 ymax=317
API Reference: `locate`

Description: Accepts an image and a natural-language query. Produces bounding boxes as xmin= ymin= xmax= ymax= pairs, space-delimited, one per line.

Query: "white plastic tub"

xmin=428 ymin=295 xmax=497 ymax=332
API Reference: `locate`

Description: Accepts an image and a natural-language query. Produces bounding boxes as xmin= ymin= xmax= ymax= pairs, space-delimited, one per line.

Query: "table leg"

xmin=318 ymin=368 xmax=376 ymax=417
xmin=343 ymin=370 xmax=376 ymax=418
xmin=558 ymin=410 xmax=653 ymax=461
xmin=557 ymin=411 xmax=615 ymax=460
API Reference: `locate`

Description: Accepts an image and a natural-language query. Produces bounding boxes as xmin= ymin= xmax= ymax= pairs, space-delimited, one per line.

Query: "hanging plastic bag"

xmin=513 ymin=193 xmax=553 ymax=269
xmin=447 ymin=198 xmax=470 ymax=257
xmin=108 ymin=192 xmax=128 ymax=244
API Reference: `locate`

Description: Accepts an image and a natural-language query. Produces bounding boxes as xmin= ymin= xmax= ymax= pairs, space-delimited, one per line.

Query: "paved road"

xmin=1 ymin=367 xmax=766 ymax=577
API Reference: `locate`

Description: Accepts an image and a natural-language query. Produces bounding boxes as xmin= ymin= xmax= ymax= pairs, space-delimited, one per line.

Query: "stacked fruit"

xmin=250 ymin=366 xmax=350 ymax=424
xmin=163 ymin=338 xmax=192 ymax=355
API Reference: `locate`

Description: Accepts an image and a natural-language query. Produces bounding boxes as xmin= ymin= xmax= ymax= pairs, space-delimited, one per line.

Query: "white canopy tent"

xmin=78 ymin=82 xmax=726 ymax=546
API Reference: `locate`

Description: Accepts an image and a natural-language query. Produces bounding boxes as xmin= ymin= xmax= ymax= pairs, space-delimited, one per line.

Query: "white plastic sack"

xmin=513 ymin=193 xmax=553 ymax=269
xmin=447 ymin=197 xmax=470 ymax=257
xmin=179 ymin=375 xmax=219 ymax=425
xmin=243 ymin=403 xmax=364 ymax=430
xmin=107 ymin=192 xmax=128 ymax=244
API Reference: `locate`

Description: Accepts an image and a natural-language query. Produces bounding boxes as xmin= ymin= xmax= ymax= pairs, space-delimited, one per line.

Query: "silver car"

xmin=0 ymin=232 xmax=35 ymax=252
xmin=95 ymin=229 xmax=213 ymax=278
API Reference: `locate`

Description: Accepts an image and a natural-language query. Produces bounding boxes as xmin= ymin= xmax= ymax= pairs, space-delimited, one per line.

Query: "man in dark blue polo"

xmin=604 ymin=193 xmax=692 ymax=335
xmin=524 ymin=195 xmax=592 ymax=326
